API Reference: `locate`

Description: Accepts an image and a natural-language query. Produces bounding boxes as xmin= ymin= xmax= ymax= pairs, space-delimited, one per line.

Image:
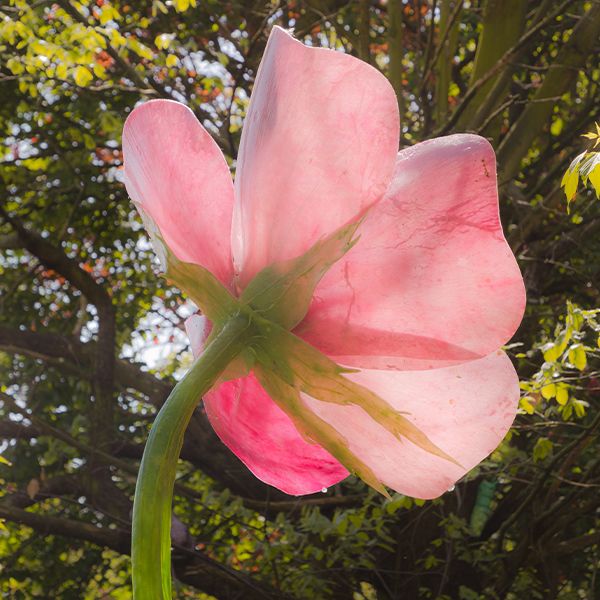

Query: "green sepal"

xmin=251 ymin=315 xmax=462 ymax=471
xmin=255 ymin=365 xmax=391 ymax=498
xmin=135 ymin=204 xmax=238 ymax=325
xmin=164 ymin=256 xmax=238 ymax=325
xmin=240 ymin=218 xmax=362 ymax=329
xmin=135 ymin=204 xmax=460 ymax=496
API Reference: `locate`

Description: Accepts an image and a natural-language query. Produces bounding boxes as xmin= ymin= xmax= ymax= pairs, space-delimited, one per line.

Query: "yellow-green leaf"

xmin=541 ymin=383 xmax=556 ymax=400
xmin=99 ymin=4 xmax=120 ymax=25
xmin=6 ymin=57 xmax=24 ymax=75
xmin=582 ymin=122 xmax=600 ymax=148
xmin=519 ymin=396 xmax=535 ymax=414
xmin=155 ymin=33 xmax=174 ymax=50
xmin=174 ymin=0 xmax=191 ymax=12
xmin=555 ymin=384 xmax=568 ymax=406
xmin=533 ymin=437 xmax=553 ymax=462
xmin=128 ymin=38 xmax=154 ymax=60
xmin=561 ymin=166 xmax=579 ymax=201
xmin=73 ymin=65 xmax=93 ymax=87
xmin=588 ymin=163 xmax=600 ymax=198
xmin=573 ymin=399 xmax=587 ymax=419
xmin=55 ymin=62 xmax=68 ymax=80
xmin=550 ymin=118 xmax=563 ymax=136
xmin=568 ymin=345 xmax=587 ymax=371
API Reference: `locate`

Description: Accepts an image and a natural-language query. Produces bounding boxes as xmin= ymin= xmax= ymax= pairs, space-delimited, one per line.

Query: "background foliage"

xmin=1 ymin=0 xmax=600 ymax=598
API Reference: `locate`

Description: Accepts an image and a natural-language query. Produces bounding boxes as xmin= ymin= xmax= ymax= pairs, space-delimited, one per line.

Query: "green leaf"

xmin=533 ymin=437 xmax=553 ymax=462
xmin=6 ymin=57 xmax=24 ymax=75
xmin=241 ymin=218 xmax=362 ymax=329
xmin=154 ymin=33 xmax=174 ymax=50
xmin=572 ymin=399 xmax=587 ymax=419
xmin=550 ymin=117 xmax=563 ymax=136
xmin=561 ymin=151 xmax=586 ymax=204
xmin=173 ymin=0 xmax=196 ymax=12
xmin=589 ymin=164 xmax=600 ymax=198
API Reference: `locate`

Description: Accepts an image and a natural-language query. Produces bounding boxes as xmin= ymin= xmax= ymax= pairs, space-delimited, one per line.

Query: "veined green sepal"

xmin=240 ymin=217 xmax=363 ymax=329
xmin=255 ymin=366 xmax=391 ymax=498
xmin=134 ymin=204 xmax=458 ymax=512
xmin=251 ymin=316 xmax=462 ymax=471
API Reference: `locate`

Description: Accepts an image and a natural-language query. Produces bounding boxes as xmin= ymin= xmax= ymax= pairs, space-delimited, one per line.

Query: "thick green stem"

xmin=131 ymin=313 xmax=252 ymax=599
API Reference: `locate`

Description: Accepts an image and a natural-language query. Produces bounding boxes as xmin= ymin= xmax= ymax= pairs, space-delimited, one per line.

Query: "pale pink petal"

xmin=123 ymin=99 xmax=234 ymax=287
xmin=296 ymin=135 xmax=526 ymax=369
xmin=204 ymin=374 xmax=349 ymax=495
xmin=185 ymin=313 xmax=211 ymax=356
xmin=185 ymin=315 xmax=348 ymax=495
xmin=303 ymin=350 xmax=519 ymax=499
xmin=232 ymin=26 xmax=400 ymax=288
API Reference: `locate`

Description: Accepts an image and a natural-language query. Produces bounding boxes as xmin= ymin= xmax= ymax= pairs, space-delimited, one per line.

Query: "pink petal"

xmin=303 ymin=350 xmax=519 ymax=499
xmin=185 ymin=313 xmax=211 ymax=355
xmin=297 ymin=135 xmax=526 ymax=369
xmin=204 ymin=374 xmax=349 ymax=495
xmin=232 ymin=26 xmax=400 ymax=288
xmin=123 ymin=99 xmax=234 ymax=287
xmin=185 ymin=315 xmax=348 ymax=495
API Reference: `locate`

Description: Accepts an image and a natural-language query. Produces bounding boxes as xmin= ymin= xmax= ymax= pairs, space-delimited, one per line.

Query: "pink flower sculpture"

xmin=123 ymin=27 xmax=525 ymax=499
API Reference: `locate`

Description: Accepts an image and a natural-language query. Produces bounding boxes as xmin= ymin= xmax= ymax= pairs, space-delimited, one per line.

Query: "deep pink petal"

xmin=232 ymin=26 xmax=400 ymax=288
xmin=185 ymin=315 xmax=348 ymax=495
xmin=123 ymin=99 xmax=234 ymax=287
xmin=204 ymin=375 xmax=349 ymax=495
xmin=297 ymin=135 xmax=526 ymax=369
xmin=303 ymin=350 xmax=519 ymax=499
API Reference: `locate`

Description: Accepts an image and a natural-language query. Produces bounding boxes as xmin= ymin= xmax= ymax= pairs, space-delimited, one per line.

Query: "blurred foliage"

xmin=1 ymin=0 xmax=600 ymax=599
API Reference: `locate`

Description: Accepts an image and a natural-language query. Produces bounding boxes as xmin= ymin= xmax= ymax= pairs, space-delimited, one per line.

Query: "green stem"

xmin=131 ymin=313 xmax=252 ymax=599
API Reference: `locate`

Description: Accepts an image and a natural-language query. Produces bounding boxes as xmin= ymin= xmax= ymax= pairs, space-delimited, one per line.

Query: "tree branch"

xmin=0 ymin=502 xmax=130 ymax=552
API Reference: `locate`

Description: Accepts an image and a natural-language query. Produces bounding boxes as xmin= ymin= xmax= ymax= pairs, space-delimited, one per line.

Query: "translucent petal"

xmin=185 ymin=315 xmax=348 ymax=495
xmin=297 ymin=135 xmax=526 ymax=369
xmin=204 ymin=374 xmax=349 ymax=495
xmin=302 ymin=350 xmax=519 ymax=498
xmin=123 ymin=99 xmax=234 ymax=286
xmin=233 ymin=26 xmax=400 ymax=288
